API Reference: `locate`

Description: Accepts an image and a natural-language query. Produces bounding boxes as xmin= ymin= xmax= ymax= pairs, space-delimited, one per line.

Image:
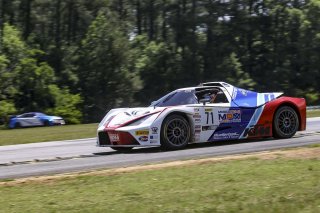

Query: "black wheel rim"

xmin=277 ymin=110 xmax=297 ymax=136
xmin=164 ymin=118 xmax=189 ymax=146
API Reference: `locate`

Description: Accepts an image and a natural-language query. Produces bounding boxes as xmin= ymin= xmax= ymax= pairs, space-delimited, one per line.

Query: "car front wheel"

xmin=161 ymin=114 xmax=190 ymax=150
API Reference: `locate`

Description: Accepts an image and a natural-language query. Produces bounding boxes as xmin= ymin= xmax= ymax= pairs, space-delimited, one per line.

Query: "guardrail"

xmin=307 ymin=106 xmax=320 ymax=110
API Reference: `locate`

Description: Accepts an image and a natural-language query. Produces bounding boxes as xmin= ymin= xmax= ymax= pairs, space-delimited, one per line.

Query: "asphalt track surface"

xmin=0 ymin=118 xmax=319 ymax=179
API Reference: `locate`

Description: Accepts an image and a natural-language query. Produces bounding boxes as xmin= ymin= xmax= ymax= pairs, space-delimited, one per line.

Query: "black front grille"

xmin=98 ymin=132 xmax=111 ymax=145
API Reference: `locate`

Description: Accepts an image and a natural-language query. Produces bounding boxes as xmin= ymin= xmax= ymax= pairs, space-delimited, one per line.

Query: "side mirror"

xmin=199 ymin=98 xmax=210 ymax=106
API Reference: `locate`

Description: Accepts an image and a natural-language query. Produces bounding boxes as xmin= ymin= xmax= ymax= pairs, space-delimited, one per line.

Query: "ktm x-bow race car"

xmin=97 ymin=82 xmax=306 ymax=151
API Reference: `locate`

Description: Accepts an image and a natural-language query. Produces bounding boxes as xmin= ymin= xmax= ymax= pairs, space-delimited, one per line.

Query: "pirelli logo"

xmin=135 ymin=130 xmax=149 ymax=136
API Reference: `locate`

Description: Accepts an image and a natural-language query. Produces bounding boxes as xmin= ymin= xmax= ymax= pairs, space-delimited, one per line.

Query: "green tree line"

xmin=0 ymin=0 xmax=319 ymax=123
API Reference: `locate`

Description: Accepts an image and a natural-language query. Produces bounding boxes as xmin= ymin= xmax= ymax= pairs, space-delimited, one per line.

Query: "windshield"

xmin=150 ymin=90 xmax=198 ymax=107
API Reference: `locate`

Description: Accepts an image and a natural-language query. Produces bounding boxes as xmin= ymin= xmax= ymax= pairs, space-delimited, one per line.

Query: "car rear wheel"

xmin=110 ymin=147 xmax=133 ymax=152
xmin=161 ymin=114 xmax=190 ymax=150
xmin=273 ymin=106 xmax=299 ymax=138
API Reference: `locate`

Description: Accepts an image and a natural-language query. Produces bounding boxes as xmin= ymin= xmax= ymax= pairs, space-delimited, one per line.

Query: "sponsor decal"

xmin=218 ymin=110 xmax=241 ymax=123
xmin=202 ymin=125 xmax=217 ymax=131
xmin=205 ymin=108 xmax=212 ymax=112
xmin=195 ymin=125 xmax=201 ymax=129
xmin=139 ymin=136 xmax=148 ymax=142
xmin=243 ymin=125 xmax=271 ymax=137
xmin=194 ymin=108 xmax=200 ymax=113
xmin=135 ymin=130 xmax=149 ymax=136
xmin=150 ymin=139 xmax=158 ymax=143
xmin=150 ymin=135 xmax=158 ymax=139
xmin=195 ymin=129 xmax=201 ymax=133
xmin=214 ymin=132 xmax=239 ymax=140
xmin=193 ymin=114 xmax=201 ymax=118
xmin=195 ymin=118 xmax=201 ymax=123
xmin=109 ymin=133 xmax=120 ymax=142
xmin=151 ymin=127 xmax=158 ymax=134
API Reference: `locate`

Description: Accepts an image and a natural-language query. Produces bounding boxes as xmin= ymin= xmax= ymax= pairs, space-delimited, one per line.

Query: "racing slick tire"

xmin=273 ymin=106 xmax=299 ymax=139
xmin=161 ymin=114 xmax=191 ymax=150
xmin=110 ymin=147 xmax=133 ymax=152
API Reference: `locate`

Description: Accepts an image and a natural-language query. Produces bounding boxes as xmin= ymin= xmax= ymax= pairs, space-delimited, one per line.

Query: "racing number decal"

xmin=205 ymin=112 xmax=214 ymax=124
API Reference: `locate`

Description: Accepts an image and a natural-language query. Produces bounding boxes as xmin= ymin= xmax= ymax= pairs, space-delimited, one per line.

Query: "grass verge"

xmin=0 ymin=147 xmax=319 ymax=213
xmin=0 ymin=123 xmax=97 ymax=146
xmin=307 ymin=109 xmax=320 ymax=118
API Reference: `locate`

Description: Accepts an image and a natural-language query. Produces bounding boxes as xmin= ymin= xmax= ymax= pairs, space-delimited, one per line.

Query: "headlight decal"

xmin=119 ymin=111 xmax=162 ymax=127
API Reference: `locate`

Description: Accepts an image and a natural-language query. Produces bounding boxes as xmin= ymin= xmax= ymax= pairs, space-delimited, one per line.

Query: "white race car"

xmin=97 ymin=82 xmax=306 ymax=151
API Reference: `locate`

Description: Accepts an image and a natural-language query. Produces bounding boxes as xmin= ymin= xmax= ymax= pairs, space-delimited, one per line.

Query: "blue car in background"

xmin=9 ymin=112 xmax=65 ymax=128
